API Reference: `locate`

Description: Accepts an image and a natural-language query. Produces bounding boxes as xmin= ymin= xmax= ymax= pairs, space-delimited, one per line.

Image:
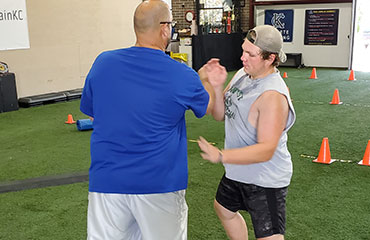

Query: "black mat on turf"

xmin=18 ymin=88 xmax=83 ymax=108
xmin=18 ymin=92 xmax=67 ymax=107
xmin=0 ymin=172 xmax=88 ymax=194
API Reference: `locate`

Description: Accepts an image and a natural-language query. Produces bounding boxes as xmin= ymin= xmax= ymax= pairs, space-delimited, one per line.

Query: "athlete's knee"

xmin=214 ymin=199 xmax=237 ymax=220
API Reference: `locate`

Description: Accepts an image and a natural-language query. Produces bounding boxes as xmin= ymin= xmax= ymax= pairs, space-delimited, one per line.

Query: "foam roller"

xmin=76 ymin=119 xmax=93 ymax=131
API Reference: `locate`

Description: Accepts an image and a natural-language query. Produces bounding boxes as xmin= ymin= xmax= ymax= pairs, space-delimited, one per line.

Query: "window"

xmin=199 ymin=0 xmax=235 ymax=34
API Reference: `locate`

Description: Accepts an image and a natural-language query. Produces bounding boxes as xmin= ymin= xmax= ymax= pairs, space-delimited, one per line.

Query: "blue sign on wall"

xmin=264 ymin=9 xmax=294 ymax=42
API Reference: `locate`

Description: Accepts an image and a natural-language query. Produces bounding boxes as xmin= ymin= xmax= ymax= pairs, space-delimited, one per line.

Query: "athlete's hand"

xmin=198 ymin=65 xmax=208 ymax=82
xmin=205 ymin=59 xmax=227 ymax=89
xmin=197 ymin=136 xmax=222 ymax=163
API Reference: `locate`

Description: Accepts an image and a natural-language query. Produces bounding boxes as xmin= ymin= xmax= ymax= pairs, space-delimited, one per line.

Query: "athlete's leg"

xmin=257 ymin=234 xmax=284 ymax=240
xmin=214 ymin=199 xmax=248 ymax=240
xmin=131 ymin=190 xmax=188 ymax=240
xmin=87 ymin=192 xmax=141 ymax=240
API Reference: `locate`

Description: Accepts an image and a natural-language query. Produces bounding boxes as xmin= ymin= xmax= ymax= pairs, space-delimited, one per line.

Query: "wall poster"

xmin=0 ymin=0 xmax=30 ymax=51
xmin=265 ymin=9 xmax=294 ymax=42
xmin=304 ymin=9 xmax=339 ymax=45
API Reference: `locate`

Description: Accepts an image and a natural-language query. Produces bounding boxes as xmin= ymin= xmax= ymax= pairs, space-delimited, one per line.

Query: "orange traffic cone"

xmin=65 ymin=114 xmax=76 ymax=124
xmin=283 ymin=72 xmax=288 ymax=78
xmin=313 ymin=137 xmax=335 ymax=164
xmin=309 ymin=68 xmax=317 ymax=79
xmin=348 ymin=70 xmax=356 ymax=81
xmin=358 ymin=140 xmax=370 ymax=166
xmin=329 ymin=89 xmax=343 ymax=105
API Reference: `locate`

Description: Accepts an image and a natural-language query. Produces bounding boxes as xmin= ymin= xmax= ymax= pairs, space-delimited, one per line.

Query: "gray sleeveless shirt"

xmin=224 ymin=68 xmax=296 ymax=188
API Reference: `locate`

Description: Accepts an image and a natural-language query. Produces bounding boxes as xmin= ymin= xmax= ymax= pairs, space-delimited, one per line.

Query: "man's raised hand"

xmin=205 ymin=59 xmax=227 ymax=89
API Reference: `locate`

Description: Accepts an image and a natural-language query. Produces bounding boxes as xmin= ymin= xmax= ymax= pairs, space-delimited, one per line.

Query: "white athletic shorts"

xmin=87 ymin=190 xmax=188 ymax=240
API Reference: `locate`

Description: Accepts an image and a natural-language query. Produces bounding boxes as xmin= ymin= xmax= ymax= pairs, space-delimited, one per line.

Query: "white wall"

xmin=0 ymin=0 xmax=141 ymax=97
xmin=256 ymin=3 xmax=352 ymax=68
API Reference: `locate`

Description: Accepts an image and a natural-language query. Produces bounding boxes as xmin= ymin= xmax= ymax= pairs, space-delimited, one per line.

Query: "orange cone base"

xmin=358 ymin=140 xmax=370 ymax=166
xmin=313 ymin=158 xmax=336 ymax=164
xmin=309 ymin=68 xmax=317 ymax=79
xmin=65 ymin=114 xmax=76 ymax=124
xmin=348 ymin=70 xmax=356 ymax=81
xmin=329 ymin=101 xmax=343 ymax=105
xmin=358 ymin=160 xmax=370 ymax=166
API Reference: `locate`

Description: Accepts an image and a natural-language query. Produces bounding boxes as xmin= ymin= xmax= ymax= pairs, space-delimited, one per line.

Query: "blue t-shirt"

xmin=80 ymin=47 xmax=209 ymax=194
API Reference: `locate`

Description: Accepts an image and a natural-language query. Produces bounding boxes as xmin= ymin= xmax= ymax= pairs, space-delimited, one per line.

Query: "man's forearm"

xmin=210 ymin=86 xmax=225 ymax=121
xmin=202 ymin=80 xmax=215 ymax=115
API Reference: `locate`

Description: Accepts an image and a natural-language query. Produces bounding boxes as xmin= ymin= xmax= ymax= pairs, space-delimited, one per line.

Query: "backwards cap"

xmin=246 ymin=25 xmax=287 ymax=63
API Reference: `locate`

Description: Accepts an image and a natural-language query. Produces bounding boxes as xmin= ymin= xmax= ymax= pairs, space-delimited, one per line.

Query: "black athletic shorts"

xmin=215 ymin=174 xmax=288 ymax=238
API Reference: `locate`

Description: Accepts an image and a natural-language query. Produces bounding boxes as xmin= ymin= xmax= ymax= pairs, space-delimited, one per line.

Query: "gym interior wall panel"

xmin=256 ymin=3 xmax=352 ymax=68
xmin=0 ymin=0 xmax=141 ymax=98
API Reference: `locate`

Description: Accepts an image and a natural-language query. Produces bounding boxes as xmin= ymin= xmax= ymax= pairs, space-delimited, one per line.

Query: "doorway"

xmin=352 ymin=0 xmax=370 ymax=72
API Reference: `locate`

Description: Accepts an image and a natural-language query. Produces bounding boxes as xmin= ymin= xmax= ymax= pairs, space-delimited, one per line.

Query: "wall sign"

xmin=264 ymin=9 xmax=294 ymax=42
xmin=0 ymin=0 xmax=30 ymax=51
xmin=304 ymin=9 xmax=339 ymax=45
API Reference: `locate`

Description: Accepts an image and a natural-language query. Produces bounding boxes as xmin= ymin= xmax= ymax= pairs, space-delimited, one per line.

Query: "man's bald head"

xmin=134 ymin=0 xmax=171 ymax=35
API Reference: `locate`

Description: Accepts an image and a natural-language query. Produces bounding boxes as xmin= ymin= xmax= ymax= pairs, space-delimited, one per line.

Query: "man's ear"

xmin=268 ymin=53 xmax=276 ymax=64
xmin=160 ymin=24 xmax=169 ymax=39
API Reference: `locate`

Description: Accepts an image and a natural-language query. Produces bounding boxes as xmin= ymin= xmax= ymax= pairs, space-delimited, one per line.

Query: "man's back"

xmin=81 ymin=46 xmax=209 ymax=195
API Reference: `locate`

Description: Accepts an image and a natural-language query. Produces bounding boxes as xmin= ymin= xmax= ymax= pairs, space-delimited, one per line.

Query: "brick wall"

xmin=239 ymin=2 xmax=250 ymax=32
xmin=171 ymin=0 xmax=196 ymax=31
xmin=171 ymin=0 xmax=250 ymax=33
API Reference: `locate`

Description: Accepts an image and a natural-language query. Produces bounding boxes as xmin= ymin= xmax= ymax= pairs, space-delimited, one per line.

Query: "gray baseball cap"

xmin=246 ymin=25 xmax=287 ymax=63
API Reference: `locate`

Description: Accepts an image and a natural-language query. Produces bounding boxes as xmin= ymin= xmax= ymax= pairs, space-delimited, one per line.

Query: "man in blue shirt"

xmin=80 ymin=1 xmax=212 ymax=239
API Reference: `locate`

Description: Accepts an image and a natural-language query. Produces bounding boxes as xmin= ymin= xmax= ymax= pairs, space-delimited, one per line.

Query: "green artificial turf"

xmin=0 ymin=183 xmax=88 ymax=240
xmin=0 ymin=101 xmax=91 ymax=182
xmin=0 ymin=67 xmax=370 ymax=239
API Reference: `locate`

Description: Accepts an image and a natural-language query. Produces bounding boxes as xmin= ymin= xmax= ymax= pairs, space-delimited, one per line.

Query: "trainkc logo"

xmin=0 ymin=9 xmax=24 ymax=21
xmin=271 ymin=13 xmax=285 ymax=29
